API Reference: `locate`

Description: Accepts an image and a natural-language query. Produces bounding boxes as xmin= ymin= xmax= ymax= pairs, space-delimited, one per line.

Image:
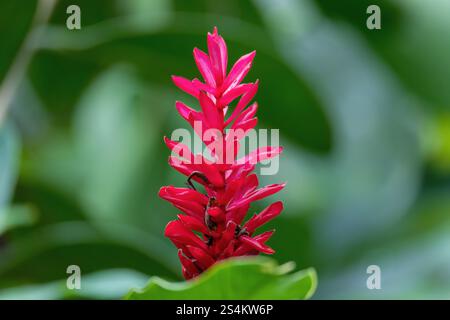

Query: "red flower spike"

xmin=160 ymin=28 xmax=285 ymax=279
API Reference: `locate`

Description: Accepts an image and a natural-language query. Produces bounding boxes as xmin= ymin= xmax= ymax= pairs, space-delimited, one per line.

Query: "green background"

xmin=0 ymin=0 xmax=449 ymax=299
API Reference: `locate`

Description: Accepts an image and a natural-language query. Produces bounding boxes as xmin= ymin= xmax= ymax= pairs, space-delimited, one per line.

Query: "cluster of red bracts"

xmin=159 ymin=27 xmax=285 ymax=279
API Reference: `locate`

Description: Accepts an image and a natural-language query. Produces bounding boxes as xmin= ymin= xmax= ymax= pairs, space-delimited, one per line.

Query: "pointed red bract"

xmin=244 ymin=201 xmax=283 ymax=234
xmin=171 ymin=76 xmax=200 ymax=98
xmin=160 ymin=28 xmax=284 ymax=279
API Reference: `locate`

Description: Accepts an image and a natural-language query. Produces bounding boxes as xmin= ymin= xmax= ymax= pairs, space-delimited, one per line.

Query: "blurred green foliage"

xmin=0 ymin=0 xmax=449 ymax=299
xmin=0 ymin=1 xmax=37 ymax=83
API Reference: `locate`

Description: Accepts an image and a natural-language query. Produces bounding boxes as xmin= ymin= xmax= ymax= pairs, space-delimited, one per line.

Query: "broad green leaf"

xmin=125 ymin=257 xmax=317 ymax=300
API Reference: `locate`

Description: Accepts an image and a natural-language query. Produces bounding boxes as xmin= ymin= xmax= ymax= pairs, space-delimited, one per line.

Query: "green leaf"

xmin=125 ymin=257 xmax=317 ymax=300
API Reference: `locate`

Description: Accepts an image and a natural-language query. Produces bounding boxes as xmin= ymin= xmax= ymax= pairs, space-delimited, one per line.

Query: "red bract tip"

xmin=160 ymin=27 xmax=284 ymax=279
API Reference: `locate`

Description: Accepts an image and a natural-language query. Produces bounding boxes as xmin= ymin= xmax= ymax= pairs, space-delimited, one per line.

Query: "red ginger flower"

xmin=160 ymin=27 xmax=285 ymax=279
